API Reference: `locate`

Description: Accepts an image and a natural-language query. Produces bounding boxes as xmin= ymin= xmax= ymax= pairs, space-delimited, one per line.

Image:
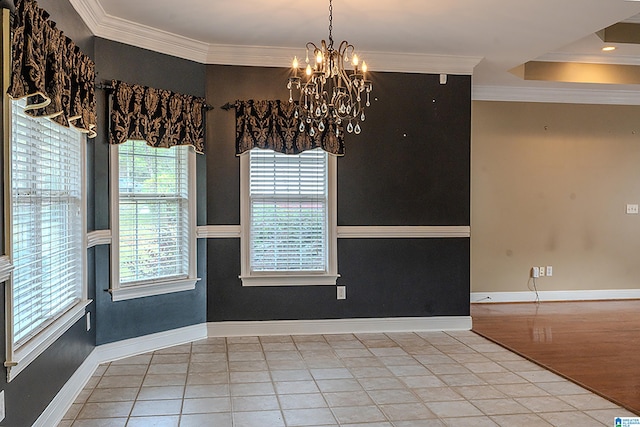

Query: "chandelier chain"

xmin=328 ymin=0 xmax=333 ymax=49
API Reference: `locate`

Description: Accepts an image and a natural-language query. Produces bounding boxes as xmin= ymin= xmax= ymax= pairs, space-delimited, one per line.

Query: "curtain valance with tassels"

xmin=8 ymin=0 xmax=96 ymax=137
xmin=235 ymin=100 xmax=344 ymax=156
xmin=109 ymin=80 xmax=206 ymax=154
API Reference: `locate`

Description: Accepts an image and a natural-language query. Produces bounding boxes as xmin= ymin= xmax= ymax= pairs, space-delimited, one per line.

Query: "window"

xmin=110 ymin=140 xmax=198 ymax=301
xmin=7 ymin=99 xmax=88 ymax=381
xmin=240 ymin=148 xmax=338 ymax=286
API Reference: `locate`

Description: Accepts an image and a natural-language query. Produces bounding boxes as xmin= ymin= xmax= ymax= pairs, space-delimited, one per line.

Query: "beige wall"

xmin=472 ymin=101 xmax=640 ymax=293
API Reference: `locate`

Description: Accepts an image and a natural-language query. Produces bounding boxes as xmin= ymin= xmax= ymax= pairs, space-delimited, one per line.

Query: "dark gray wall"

xmin=205 ymin=65 xmax=471 ymax=322
xmin=92 ymin=38 xmax=207 ymax=344
xmin=0 ymin=286 xmax=93 ymax=427
xmin=38 ymin=0 xmax=94 ymax=58
xmin=0 ymin=4 xmax=210 ymax=424
xmin=337 ymin=72 xmax=470 ymax=226
xmin=0 ymin=1 xmax=470 ymax=423
xmin=0 ymin=2 xmax=95 ymax=425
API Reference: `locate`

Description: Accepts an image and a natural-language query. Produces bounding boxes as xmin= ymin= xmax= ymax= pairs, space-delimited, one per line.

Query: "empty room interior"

xmin=2 ymin=0 xmax=640 ymax=425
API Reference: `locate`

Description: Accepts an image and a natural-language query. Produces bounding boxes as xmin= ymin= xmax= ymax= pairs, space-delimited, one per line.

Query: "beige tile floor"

xmin=57 ymin=331 xmax=635 ymax=426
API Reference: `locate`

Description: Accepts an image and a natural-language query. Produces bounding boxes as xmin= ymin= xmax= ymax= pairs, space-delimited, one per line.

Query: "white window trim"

xmin=4 ymin=120 xmax=90 ymax=382
xmin=109 ymin=142 xmax=199 ymax=301
xmin=239 ymin=151 xmax=339 ymax=287
xmin=5 ymin=299 xmax=91 ymax=382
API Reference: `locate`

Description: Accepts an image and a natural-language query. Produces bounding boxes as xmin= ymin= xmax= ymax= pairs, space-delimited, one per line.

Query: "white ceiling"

xmin=69 ymin=0 xmax=640 ymax=104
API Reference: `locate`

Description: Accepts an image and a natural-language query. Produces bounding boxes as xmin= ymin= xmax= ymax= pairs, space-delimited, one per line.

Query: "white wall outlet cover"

xmin=532 ymin=267 xmax=540 ymax=278
xmin=626 ymin=204 xmax=639 ymax=214
xmin=337 ymin=286 xmax=346 ymax=300
xmin=546 ymin=266 xmax=553 ymax=276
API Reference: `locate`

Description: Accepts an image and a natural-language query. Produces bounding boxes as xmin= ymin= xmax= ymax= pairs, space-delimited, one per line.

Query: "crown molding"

xmin=69 ymin=0 xmax=480 ymax=74
xmin=203 ymin=45 xmax=480 ymax=74
xmin=536 ymin=52 xmax=640 ymax=67
xmin=473 ymin=85 xmax=640 ymax=105
xmin=69 ymin=0 xmax=211 ymax=63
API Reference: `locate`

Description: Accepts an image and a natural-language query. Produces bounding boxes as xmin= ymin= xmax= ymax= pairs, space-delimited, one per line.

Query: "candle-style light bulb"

xmin=316 ymin=51 xmax=323 ymax=72
xmin=292 ymin=56 xmax=299 ymax=77
xmin=306 ymin=64 xmax=312 ymax=76
xmin=352 ymin=54 xmax=359 ymax=67
xmin=362 ymin=61 xmax=368 ymax=74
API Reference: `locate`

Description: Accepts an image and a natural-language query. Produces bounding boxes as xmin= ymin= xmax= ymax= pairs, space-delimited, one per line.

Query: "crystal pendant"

xmin=353 ymin=109 xmax=357 ymax=117
xmin=361 ymin=112 xmax=366 ymax=121
xmin=321 ymin=103 xmax=328 ymax=113
xmin=294 ymin=110 xmax=299 ymax=118
xmin=354 ymin=124 xmax=361 ymax=134
xmin=336 ymin=128 xmax=340 ymax=137
xmin=346 ymin=105 xmax=351 ymax=114
xmin=287 ymin=81 xmax=291 ymax=89
xmin=339 ymin=104 xmax=346 ymax=114
xmin=315 ymin=107 xmax=322 ymax=116
xmin=318 ymin=121 xmax=325 ymax=131
xmin=306 ymin=117 xmax=312 ymax=123
xmin=289 ymin=95 xmax=293 ymax=103
xmin=309 ymin=127 xmax=316 ymax=137
xmin=347 ymin=122 xmax=354 ymax=133
xmin=299 ymin=122 xmax=305 ymax=132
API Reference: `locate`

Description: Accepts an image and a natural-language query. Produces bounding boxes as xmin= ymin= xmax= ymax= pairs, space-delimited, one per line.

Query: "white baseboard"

xmin=33 ymin=350 xmax=100 ymax=427
xmin=471 ymin=289 xmax=640 ymax=303
xmin=95 ymin=323 xmax=208 ymax=364
xmin=208 ymin=316 xmax=472 ymax=337
xmin=34 ymin=323 xmax=207 ymax=427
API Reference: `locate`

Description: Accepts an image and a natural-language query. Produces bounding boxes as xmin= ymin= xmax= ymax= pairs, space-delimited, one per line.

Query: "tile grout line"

xmin=58 ymin=330 xmax=634 ymax=426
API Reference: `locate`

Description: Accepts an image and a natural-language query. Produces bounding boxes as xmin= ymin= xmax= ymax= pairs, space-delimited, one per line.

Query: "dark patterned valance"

xmin=235 ymin=100 xmax=344 ymax=156
xmin=8 ymin=0 xmax=96 ymax=137
xmin=109 ymin=80 xmax=206 ymax=154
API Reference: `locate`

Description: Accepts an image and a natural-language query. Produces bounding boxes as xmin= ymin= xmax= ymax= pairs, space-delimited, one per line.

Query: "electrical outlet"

xmin=531 ymin=267 xmax=540 ymax=278
xmin=546 ymin=266 xmax=553 ymax=276
xmin=627 ymin=204 xmax=639 ymax=214
xmin=539 ymin=266 xmax=545 ymax=277
xmin=337 ymin=286 xmax=346 ymax=300
xmin=86 ymin=312 xmax=91 ymax=331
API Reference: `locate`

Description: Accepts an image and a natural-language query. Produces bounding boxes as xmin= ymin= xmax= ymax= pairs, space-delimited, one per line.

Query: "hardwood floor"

xmin=472 ymin=300 xmax=640 ymax=415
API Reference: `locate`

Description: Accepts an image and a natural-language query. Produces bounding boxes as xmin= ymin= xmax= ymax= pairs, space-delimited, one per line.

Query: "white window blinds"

xmin=249 ymin=148 xmax=328 ymax=272
xmin=118 ymin=141 xmax=190 ymax=285
xmin=11 ymin=100 xmax=83 ymax=346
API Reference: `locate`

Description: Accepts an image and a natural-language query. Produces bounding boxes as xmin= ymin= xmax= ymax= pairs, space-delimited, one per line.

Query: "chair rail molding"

xmin=0 ymin=255 xmax=13 ymax=283
xmin=87 ymin=230 xmax=112 ymax=248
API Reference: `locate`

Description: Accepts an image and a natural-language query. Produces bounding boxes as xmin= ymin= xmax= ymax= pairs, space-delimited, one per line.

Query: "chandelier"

xmin=287 ymin=0 xmax=372 ymax=137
